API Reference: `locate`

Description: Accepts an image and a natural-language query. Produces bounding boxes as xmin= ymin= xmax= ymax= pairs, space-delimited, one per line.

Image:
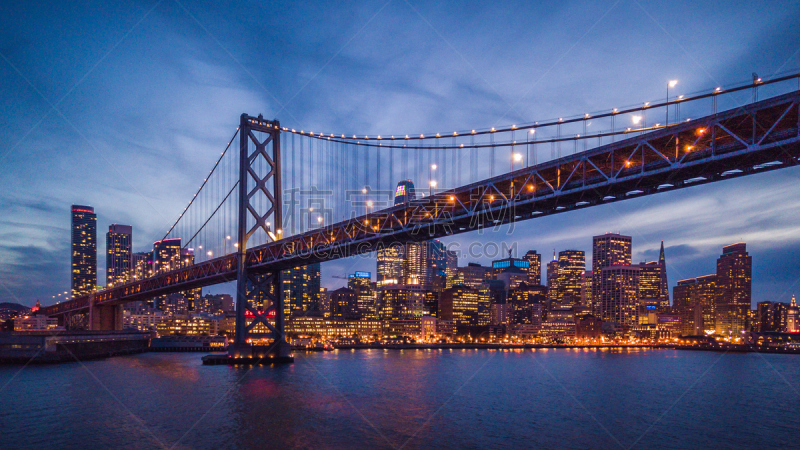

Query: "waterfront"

xmin=2 ymin=349 xmax=799 ymax=449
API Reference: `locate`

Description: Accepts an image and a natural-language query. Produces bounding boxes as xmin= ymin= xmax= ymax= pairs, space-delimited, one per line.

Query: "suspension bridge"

xmin=42 ymin=72 xmax=800 ymax=361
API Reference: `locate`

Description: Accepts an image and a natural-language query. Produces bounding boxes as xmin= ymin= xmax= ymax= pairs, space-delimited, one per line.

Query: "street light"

xmin=667 ymin=80 xmax=678 ymax=125
xmin=429 ymin=179 xmax=437 ymax=196
xmin=632 ymin=115 xmax=642 ymax=125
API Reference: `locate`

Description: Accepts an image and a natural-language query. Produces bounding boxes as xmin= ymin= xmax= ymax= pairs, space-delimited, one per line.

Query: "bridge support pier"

xmin=228 ymin=113 xmax=292 ymax=364
xmin=88 ymin=297 xmax=123 ymax=331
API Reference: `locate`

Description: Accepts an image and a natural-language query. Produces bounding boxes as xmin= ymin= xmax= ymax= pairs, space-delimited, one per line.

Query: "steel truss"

xmin=43 ymin=91 xmax=800 ymax=321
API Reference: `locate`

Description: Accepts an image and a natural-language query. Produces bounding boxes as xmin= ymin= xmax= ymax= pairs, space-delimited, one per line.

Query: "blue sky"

xmin=1 ymin=0 xmax=799 ymax=307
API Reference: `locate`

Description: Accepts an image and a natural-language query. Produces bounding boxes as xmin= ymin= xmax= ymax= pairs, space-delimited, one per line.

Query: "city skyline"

xmin=3 ymin=1 xmax=800 ymax=307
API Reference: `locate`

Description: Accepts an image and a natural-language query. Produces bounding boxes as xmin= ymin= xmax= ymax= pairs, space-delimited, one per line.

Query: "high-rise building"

xmin=377 ymin=244 xmax=405 ymax=287
xmin=456 ymin=263 xmax=491 ymax=290
xmin=440 ymin=285 xmax=479 ymax=326
xmin=153 ymin=238 xmax=181 ymax=274
xmin=283 ymin=263 xmax=321 ymax=315
xmin=599 ymin=265 xmax=640 ymax=326
xmin=491 ymin=253 xmax=529 ymax=278
xmin=508 ymin=282 xmax=547 ymax=324
xmin=546 ymin=251 xmax=559 ymax=303
xmin=715 ymin=243 xmax=751 ymax=335
xmin=557 ymin=250 xmax=585 ymax=304
xmin=330 ymin=288 xmax=359 ymax=320
xmin=348 ymin=272 xmax=377 ymax=319
xmin=592 ymin=233 xmax=632 ymax=316
xmin=71 ymin=205 xmax=97 ymax=297
xmin=405 ymin=241 xmax=430 ymax=287
xmin=394 ymin=180 xmax=416 ymax=205
xmin=637 ymin=242 xmax=669 ymax=312
xmin=673 ymin=275 xmax=717 ymax=335
xmin=523 ymin=250 xmax=542 ymax=286
xmin=106 ymin=224 xmax=132 ymax=287
xmin=378 ymin=285 xmax=426 ymax=320
xmin=580 ymin=271 xmax=592 ymax=306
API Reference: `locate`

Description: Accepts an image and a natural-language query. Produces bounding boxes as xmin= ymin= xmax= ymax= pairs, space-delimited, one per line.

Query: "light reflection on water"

xmin=1 ymin=348 xmax=799 ymax=449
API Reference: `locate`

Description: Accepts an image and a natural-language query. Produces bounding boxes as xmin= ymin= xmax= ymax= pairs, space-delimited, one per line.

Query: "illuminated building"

xmin=439 ymin=285 xmax=479 ymax=326
xmin=456 ymin=263 xmax=491 ymax=289
xmin=599 ymin=265 xmax=640 ymax=326
xmin=394 ymin=180 xmax=416 ymax=205
xmin=194 ymin=294 xmax=234 ymax=315
xmin=123 ymin=311 xmax=165 ymax=331
xmin=424 ymin=291 xmax=439 ymax=317
xmin=637 ymin=242 xmax=669 ymax=312
xmin=132 ymin=251 xmax=152 ymax=279
xmin=480 ymin=279 xmax=504 ymax=326
xmin=576 ymin=315 xmax=603 ymax=339
xmin=153 ymin=238 xmax=181 ymax=273
xmin=546 ymin=251 xmax=559 ymax=303
xmin=155 ymin=315 xmax=218 ymax=336
xmin=523 ymin=250 xmax=542 ymax=285
xmin=581 ymin=271 xmax=592 ymax=306
xmin=405 ymin=241 xmax=430 ymax=287
xmin=557 ymin=250 xmax=585 ymax=304
xmin=71 ymin=205 xmax=97 ymax=297
xmin=377 ymin=244 xmax=405 ymax=287
xmin=330 ymin=287 xmax=359 ymax=320
xmin=756 ymin=301 xmax=789 ymax=332
xmin=715 ymin=243 xmax=752 ymax=335
xmin=673 ymin=275 xmax=717 ymax=335
xmin=105 ymin=224 xmax=132 ymax=286
xmin=496 ymin=266 xmax=528 ymax=291
xmin=508 ymin=282 xmax=547 ymax=324
xmin=788 ymin=295 xmax=799 ymax=332
xmin=378 ymin=285 xmax=426 ymax=320
xmin=592 ymin=233 xmax=632 ymax=316
xmin=283 ymin=263 xmax=321 ymax=315
xmin=348 ymin=272 xmax=377 ymax=319
xmin=491 ymin=253 xmax=529 ymax=278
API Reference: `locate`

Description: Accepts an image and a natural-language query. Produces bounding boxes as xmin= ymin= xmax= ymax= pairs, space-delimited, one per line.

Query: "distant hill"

xmin=0 ymin=302 xmax=28 ymax=312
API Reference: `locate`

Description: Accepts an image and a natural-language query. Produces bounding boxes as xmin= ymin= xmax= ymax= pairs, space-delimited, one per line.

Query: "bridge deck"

xmin=44 ymin=91 xmax=800 ymax=317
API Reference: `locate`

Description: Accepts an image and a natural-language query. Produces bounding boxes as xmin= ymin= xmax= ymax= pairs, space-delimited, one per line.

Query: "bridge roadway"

xmin=44 ymin=90 xmax=800 ymax=319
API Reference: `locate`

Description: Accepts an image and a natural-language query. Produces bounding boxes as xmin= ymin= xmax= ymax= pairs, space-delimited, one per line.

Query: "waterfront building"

xmin=106 ymin=224 xmax=132 ymax=287
xmin=576 ymin=315 xmax=603 ymax=339
xmin=756 ymin=301 xmax=790 ymax=332
xmin=194 ymin=294 xmax=234 ymax=316
xmin=715 ymin=243 xmax=752 ymax=335
xmin=439 ymin=285 xmax=480 ymax=326
xmin=283 ymin=263 xmax=321 ymax=315
xmin=71 ymin=205 xmax=97 ymax=297
xmin=378 ymin=285 xmax=427 ymax=320
xmin=672 ymin=275 xmax=717 ymax=335
xmin=788 ymin=295 xmax=799 ymax=332
xmin=523 ymin=250 xmax=542 ymax=286
xmin=330 ymin=287 xmax=359 ymax=320
xmin=155 ymin=315 xmax=218 ymax=336
xmin=557 ymin=250 xmax=585 ymax=305
xmin=592 ymin=233 xmax=632 ymax=316
xmin=348 ymin=272 xmax=377 ymax=319
xmin=123 ymin=311 xmax=166 ymax=331
xmin=599 ymin=264 xmax=640 ymax=326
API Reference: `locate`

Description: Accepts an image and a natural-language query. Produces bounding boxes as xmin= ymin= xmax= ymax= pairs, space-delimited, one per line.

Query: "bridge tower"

xmin=231 ymin=114 xmax=290 ymax=359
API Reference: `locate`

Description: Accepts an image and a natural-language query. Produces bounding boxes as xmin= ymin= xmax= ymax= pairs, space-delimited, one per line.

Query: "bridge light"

xmin=528 ymin=185 xmax=534 ymax=191
xmin=309 ymin=207 xmax=314 ymax=212
xmin=530 ymin=129 xmax=535 ymax=134
xmin=625 ymin=160 xmax=631 ymax=167
xmin=449 ymin=195 xmax=455 ymax=201
xmin=226 ymin=236 xmax=231 ymax=240
xmin=367 ymin=200 xmax=373 ymax=207
xmin=431 ymin=164 xmax=437 ymax=170
xmin=632 ymin=115 xmax=642 ymax=125
xmin=361 ymin=187 xmax=368 ymax=194
xmin=697 ymin=128 xmax=706 ymax=135
xmin=669 ymin=80 xmax=678 ymax=88
xmin=207 ymin=251 xmax=213 ymax=256
xmin=513 ymin=153 xmax=523 ymax=162
xmin=317 ymin=217 xmax=323 ymax=223
xmin=489 ymin=195 xmax=495 ymax=201
xmin=429 ymin=180 xmax=437 ymax=187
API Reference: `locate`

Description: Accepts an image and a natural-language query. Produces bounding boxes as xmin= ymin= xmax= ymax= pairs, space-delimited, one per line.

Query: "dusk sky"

xmin=2 ymin=0 xmax=799 ymax=307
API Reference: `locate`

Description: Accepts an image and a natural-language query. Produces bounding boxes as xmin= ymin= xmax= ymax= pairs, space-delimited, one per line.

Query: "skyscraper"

xmin=523 ymin=250 xmax=542 ymax=285
xmin=377 ymin=244 xmax=405 ymax=287
xmin=348 ymin=272 xmax=376 ymax=319
xmin=405 ymin=241 xmax=430 ymax=287
xmin=715 ymin=243 xmax=752 ymax=335
xmin=153 ymin=238 xmax=181 ymax=274
xmin=557 ymin=250 xmax=585 ymax=304
xmin=394 ymin=180 xmax=416 ymax=205
xmin=592 ymin=233 xmax=632 ymax=316
xmin=106 ymin=224 xmax=132 ymax=287
xmin=600 ymin=265 xmax=640 ymax=326
xmin=673 ymin=275 xmax=717 ymax=335
xmin=283 ymin=263 xmax=321 ymax=315
xmin=637 ymin=241 xmax=670 ymax=312
xmin=546 ymin=251 xmax=559 ymax=303
xmin=71 ymin=205 xmax=97 ymax=296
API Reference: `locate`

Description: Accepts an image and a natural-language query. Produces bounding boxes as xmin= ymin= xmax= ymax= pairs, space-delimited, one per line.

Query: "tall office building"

xmin=348 ymin=272 xmax=377 ymax=319
xmin=153 ymin=238 xmax=181 ymax=274
xmin=405 ymin=241 xmax=430 ymax=287
xmin=546 ymin=251 xmax=559 ymax=303
xmin=715 ymin=243 xmax=752 ymax=335
xmin=673 ymin=275 xmax=717 ymax=335
xmin=330 ymin=288 xmax=359 ymax=320
xmin=378 ymin=285 xmax=426 ymax=320
xmin=456 ymin=263 xmax=491 ymax=289
xmin=71 ymin=205 xmax=97 ymax=296
xmin=523 ymin=250 xmax=542 ymax=285
xmin=580 ymin=271 xmax=592 ymax=306
xmin=283 ymin=263 xmax=321 ymax=316
xmin=592 ymin=233 xmax=632 ymax=316
xmin=557 ymin=250 xmax=585 ymax=304
xmin=439 ymin=285 xmax=480 ymax=326
xmin=637 ymin=242 xmax=670 ymax=312
xmin=377 ymin=244 xmax=405 ymax=287
xmin=599 ymin=265 xmax=640 ymax=325
xmin=106 ymin=224 xmax=132 ymax=287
